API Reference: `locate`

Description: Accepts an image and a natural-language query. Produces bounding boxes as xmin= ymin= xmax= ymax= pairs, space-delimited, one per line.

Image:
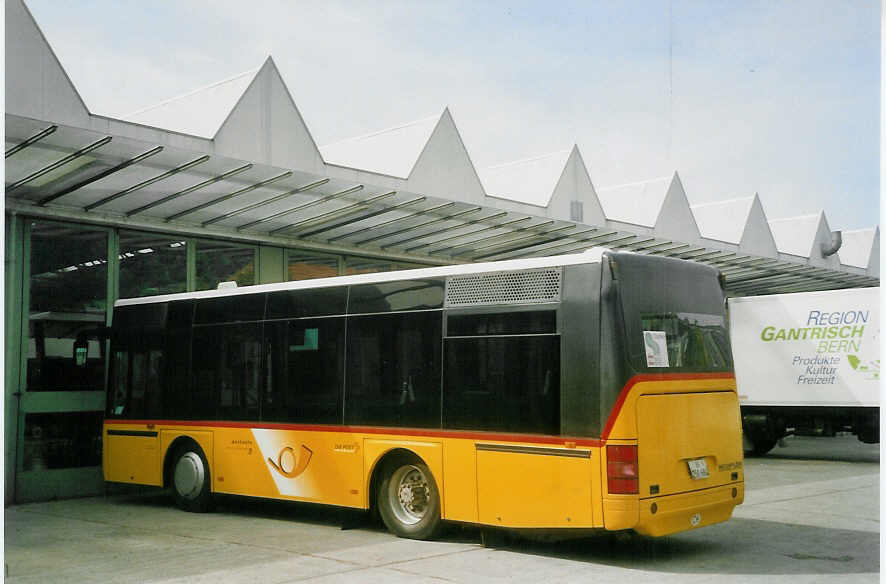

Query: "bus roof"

xmin=116 ymin=247 xmax=609 ymax=307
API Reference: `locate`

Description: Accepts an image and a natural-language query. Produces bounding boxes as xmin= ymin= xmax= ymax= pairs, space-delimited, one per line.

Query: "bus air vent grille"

xmin=445 ymin=267 xmax=562 ymax=307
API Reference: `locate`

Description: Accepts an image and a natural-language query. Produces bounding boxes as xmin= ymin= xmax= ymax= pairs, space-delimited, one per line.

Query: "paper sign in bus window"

xmin=644 ymin=330 xmax=669 ymax=367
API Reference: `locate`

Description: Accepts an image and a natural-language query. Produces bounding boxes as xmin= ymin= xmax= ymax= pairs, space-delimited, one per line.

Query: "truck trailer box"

xmin=728 ymin=287 xmax=879 ymax=454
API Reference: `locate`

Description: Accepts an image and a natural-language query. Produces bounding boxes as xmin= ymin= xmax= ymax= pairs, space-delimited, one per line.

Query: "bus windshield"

xmin=613 ymin=253 xmax=732 ymax=373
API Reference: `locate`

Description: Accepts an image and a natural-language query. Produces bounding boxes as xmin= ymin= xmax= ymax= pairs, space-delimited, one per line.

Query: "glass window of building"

xmin=344 ymin=257 xmax=393 ymax=275
xmin=287 ymin=251 xmax=339 ymax=281
xmin=27 ymin=222 xmax=108 ymax=392
xmin=21 ymin=411 xmax=103 ymax=471
xmin=118 ymin=230 xmax=186 ymax=298
xmin=195 ymin=239 xmax=256 ymax=291
xmin=24 ymin=222 xmax=108 ymax=476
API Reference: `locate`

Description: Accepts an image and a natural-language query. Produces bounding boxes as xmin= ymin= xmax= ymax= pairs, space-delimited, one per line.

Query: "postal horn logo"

xmin=268 ymin=445 xmax=313 ymax=478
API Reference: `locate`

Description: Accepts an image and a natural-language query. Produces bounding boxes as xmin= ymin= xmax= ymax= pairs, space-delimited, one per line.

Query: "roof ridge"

xmin=768 ymin=212 xmax=821 ymax=223
xmin=841 ymin=226 xmax=879 ymax=234
xmin=597 ymin=176 xmax=671 ymax=191
xmin=690 ymin=195 xmax=755 ymax=209
xmin=320 ymin=112 xmax=441 ymax=147
xmin=122 ymin=67 xmax=260 ymax=118
xmin=485 ymin=149 xmax=572 ymax=171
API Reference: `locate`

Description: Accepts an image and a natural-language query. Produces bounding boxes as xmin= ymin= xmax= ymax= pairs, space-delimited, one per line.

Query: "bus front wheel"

xmin=377 ymin=456 xmax=441 ymax=540
xmin=171 ymin=443 xmax=213 ymax=513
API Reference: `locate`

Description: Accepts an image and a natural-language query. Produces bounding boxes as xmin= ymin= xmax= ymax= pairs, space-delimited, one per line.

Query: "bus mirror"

xmin=73 ymin=334 xmax=88 ymax=367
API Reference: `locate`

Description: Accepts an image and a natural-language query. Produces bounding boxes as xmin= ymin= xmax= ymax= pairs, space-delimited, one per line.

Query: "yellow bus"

xmin=103 ymin=248 xmax=743 ymax=539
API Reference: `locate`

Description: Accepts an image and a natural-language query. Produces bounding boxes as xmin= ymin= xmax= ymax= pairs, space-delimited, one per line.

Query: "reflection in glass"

xmin=348 ymin=280 xmax=444 ymax=313
xmin=27 ymin=318 xmax=105 ymax=391
xmin=191 ymin=323 xmax=262 ymax=420
xmin=29 ymin=222 xmax=106 ymax=315
xmin=344 ymin=257 xmax=393 ymax=275
xmin=119 ymin=231 xmax=186 ymax=298
xmin=196 ymin=240 xmax=255 ymax=290
xmin=345 ymin=312 xmax=441 ymax=428
xmin=288 ymin=252 xmax=339 ymax=281
xmin=267 ymin=287 xmax=348 ymax=319
xmin=28 ymin=222 xmax=108 ymax=392
xmin=444 ymin=336 xmax=560 ymax=434
xmin=264 ymin=318 xmax=345 ymax=423
xmin=22 ymin=411 xmax=103 ymax=470
xmin=640 ymin=312 xmax=730 ymax=369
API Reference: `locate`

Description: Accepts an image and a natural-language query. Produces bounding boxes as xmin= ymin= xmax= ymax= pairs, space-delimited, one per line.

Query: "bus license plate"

xmin=687 ymin=458 xmax=709 ymax=479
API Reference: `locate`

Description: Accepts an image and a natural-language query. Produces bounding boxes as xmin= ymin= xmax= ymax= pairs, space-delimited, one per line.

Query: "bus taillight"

xmin=606 ymin=445 xmax=638 ymax=494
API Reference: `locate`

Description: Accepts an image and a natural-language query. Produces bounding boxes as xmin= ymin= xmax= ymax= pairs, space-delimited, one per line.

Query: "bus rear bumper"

xmin=633 ymin=483 xmax=744 ymax=537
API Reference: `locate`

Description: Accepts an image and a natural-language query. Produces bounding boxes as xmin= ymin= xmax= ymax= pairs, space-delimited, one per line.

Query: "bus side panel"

xmin=210 ymin=427 xmax=285 ymax=499
xmin=476 ymin=446 xmax=594 ymax=528
xmin=104 ymin=428 xmax=162 ymax=486
xmin=441 ymin=439 xmax=478 ymax=522
xmin=363 ymin=439 xmax=443 ymax=513
xmin=247 ymin=429 xmax=363 ymax=508
xmin=589 ymin=445 xmax=605 ymax=527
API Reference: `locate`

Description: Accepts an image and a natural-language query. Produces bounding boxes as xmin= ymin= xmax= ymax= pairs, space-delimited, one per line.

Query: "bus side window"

xmin=263 ymin=319 xmax=344 ymax=424
xmin=345 ymin=312 xmax=441 ymax=428
xmin=192 ymin=323 xmax=262 ymax=422
xmin=109 ymin=349 xmax=129 ymax=416
xmin=443 ymin=312 xmax=560 ymax=435
xmin=109 ymin=340 xmax=164 ymax=420
xmin=130 ymin=352 xmax=147 ymax=415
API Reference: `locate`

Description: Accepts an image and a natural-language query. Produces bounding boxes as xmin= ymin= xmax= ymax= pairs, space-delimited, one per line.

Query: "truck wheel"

xmin=857 ymin=427 xmax=879 ymax=444
xmin=377 ymin=455 xmax=442 ymax=540
xmin=171 ymin=443 xmax=213 ymax=512
xmin=746 ymin=436 xmax=777 ymax=456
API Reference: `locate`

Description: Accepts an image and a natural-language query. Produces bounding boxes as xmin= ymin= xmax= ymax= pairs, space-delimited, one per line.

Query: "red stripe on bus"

xmin=599 ymin=372 xmax=736 ymax=441
xmin=102 ymin=419 xmax=603 ymax=447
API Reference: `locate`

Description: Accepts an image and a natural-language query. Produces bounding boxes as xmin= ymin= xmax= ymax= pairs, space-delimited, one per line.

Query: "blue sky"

xmin=26 ymin=0 xmax=880 ymax=231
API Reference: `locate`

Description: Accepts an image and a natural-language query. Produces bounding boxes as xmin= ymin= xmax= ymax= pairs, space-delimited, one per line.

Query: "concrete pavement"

xmin=4 ymin=435 xmax=878 ymax=583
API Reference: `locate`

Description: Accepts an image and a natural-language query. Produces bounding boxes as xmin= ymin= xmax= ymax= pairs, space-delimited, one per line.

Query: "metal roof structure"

xmin=840 ymin=227 xmax=880 ymax=271
xmin=5 ymin=0 xmax=879 ymax=296
xmin=121 ymin=68 xmax=260 ymax=139
xmin=320 ymin=113 xmax=440 ymax=179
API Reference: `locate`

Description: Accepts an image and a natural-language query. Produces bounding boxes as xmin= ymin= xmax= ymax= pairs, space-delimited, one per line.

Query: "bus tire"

xmin=377 ymin=455 xmax=441 ymax=540
xmin=170 ymin=443 xmax=213 ymax=513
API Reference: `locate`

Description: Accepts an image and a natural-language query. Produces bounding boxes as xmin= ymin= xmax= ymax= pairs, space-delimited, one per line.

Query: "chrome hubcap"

xmin=174 ymin=452 xmax=205 ymax=500
xmin=389 ymin=465 xmax=430 ymax=525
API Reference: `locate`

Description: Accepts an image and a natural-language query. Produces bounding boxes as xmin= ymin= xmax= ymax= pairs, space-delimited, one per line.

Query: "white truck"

xmin=728 ymin=287 xmax=879 ymax=454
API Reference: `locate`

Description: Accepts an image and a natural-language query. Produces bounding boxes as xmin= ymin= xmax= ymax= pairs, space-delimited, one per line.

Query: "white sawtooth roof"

xmin=596 ymin=176 xmax=671 ymax=227
xmin=768 ymin=213 xmax=820 ymax=257
xmin=481 ymin=150 xmax=572 ymax=207
xmin=121 ymin=68 xmax=259 ymax=138
xmin=839 ymin=228 xmax=878 ymax=268
xmin=691 ymin=196 xmax=755 ymax=243
xmin=319 ymin=113 xmax=440 ymax=178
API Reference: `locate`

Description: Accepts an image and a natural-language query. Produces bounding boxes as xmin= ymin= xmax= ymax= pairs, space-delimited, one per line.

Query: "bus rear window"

xmin=641 ymin=313 xmax=730 ymax=369
xmin=612 ymin=252 xmax=732 ymax=373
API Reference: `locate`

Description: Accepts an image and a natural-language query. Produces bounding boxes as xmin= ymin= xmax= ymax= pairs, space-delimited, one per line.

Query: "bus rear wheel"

xmin=171 ymin=443 xmax=213 ymax=513
xmin=377 ymin=456 xmax=441 ymax=540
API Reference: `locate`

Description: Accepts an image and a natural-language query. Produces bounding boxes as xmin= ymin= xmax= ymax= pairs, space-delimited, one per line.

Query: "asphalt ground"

xmin=4 ymin=434 xmax=879 ymax=583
